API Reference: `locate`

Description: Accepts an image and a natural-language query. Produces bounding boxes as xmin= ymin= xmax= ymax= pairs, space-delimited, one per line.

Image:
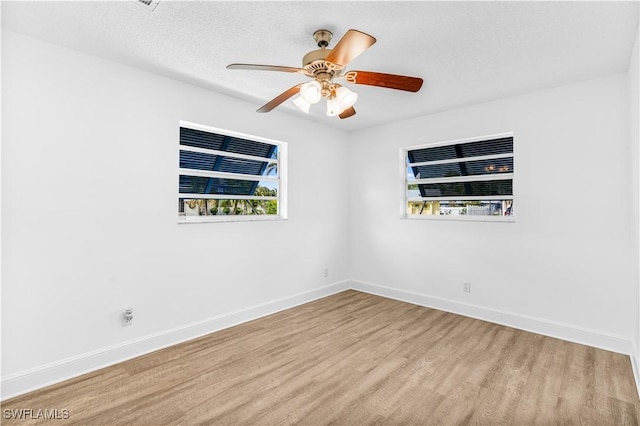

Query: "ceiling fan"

xmin=227 ymin=29 xmax=424 ymax=119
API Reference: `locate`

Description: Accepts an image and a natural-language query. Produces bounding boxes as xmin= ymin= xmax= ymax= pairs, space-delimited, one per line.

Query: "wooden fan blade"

xmin=339 ymin=106 xmax=356 ymax=119
xmin=345 ymin=70 xmax=423 ymax=92
xmin=227 ymin=63 xmax=306 ymax=74
xmin=257 ymin=84 xmax=303 ymax=113
xmin=325 ymin=29 xmax=376 ymax=68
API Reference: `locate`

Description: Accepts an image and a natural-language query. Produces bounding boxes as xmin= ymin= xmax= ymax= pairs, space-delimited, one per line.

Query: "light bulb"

xmin=336 ymin=86 xmax=358 ymax=111
xmin=293 ymin=95 xmax=311 ymax=113
xmin=300 ymin=81 xmax=322 ymax=104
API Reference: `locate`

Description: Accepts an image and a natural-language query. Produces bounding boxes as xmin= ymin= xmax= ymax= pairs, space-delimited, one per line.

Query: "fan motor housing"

xmin=302 ymin=49 xmax=329 ymax=68
xmin=302 ymin=48 xmax=341 ymax=79
xmin=303 ymin=30 xmax=343 ymax=79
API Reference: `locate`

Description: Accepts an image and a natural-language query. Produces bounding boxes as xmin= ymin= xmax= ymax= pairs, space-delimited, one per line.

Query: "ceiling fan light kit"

xmin=335 ymin=86 xmax=358 ymax=111
xmin=227 ymin=28 xmax=424 ymax=120
xmin=299 ymin=80 xmax=323 ymax=104
xmin=292 ymin=95 xmax=311 ymax=114
xmin=327 ymin=96 xmax=342 ymax=117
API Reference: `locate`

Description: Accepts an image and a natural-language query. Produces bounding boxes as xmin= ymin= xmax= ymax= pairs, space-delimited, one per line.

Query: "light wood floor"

xmin=3 ymin=290 xmax=639 ymax=425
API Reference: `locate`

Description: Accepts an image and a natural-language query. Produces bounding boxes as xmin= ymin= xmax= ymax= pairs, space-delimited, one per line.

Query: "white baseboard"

xmin=3 ymin=278 xmax=636 ymax=401
xmin=0 ymin=281 xmax=350 ymax=401
xmin=349 ymin=279 xmax=634 ymax=356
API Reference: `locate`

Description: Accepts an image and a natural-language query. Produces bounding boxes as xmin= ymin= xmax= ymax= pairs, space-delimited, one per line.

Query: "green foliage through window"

xmin=178 ymin=122 xmax=284 ymax=221
xmin=405 ymin=134 xmax=514 ymax=218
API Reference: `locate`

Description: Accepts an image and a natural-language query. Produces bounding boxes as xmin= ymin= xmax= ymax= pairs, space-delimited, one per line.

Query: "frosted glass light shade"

xmin=326 ymin=97 xmax=341 ymax=116
xmin=300 ymin=81 xmax=322 ymax=104
xmin=336 ymin=86 xmax=358 ymax=111
xmin=293 ymin=95 xmax=311 ymax=113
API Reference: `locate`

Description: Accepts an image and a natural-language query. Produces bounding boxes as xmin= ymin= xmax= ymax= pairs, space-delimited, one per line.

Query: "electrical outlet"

xmin=463 ymin=282 xmax=471 ymax=293
xmin=323 ymin=268 xmax=329 ymax=278
xmin=122 ymin=308 xmax=134 ymax=326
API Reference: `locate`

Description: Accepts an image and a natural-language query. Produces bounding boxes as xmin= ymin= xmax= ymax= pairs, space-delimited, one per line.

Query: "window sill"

xmin=402 ymin=214 xmax=515 ymax=223
xmin=178 ymin=215 xmax=287 ymax=224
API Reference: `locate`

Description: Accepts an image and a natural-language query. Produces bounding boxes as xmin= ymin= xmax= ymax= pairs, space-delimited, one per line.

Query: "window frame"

xmin=178 ymin=121 xmax=287 ymax=224
xmin=400 ymin=132 xmax=515 ymax=222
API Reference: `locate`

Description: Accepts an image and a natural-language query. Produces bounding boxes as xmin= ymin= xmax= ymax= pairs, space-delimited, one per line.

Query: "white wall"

xmin=629 ymin=23 xmax=640 ymax=387
xmin=348 ymin=73 xmax=634 ymax=351
xmin=2 ymin=26 xmax=639 ymax=400
xmin=1 ymin=30 xmax=349 ymax=397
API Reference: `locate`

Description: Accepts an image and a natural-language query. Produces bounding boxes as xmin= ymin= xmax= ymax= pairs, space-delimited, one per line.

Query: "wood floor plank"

xmin=467 ymin=380 xmax=524 ymax=425
xmin=425 ymin=381 xmax=488 ymax=425
xmin=512 ymin=335 xmax=568 ymax=425
xmin=2 ymin=290 xmax=638 ymax=425
xmin=593 ymin=348 xmax=640 ymax=405
xmin=559 ymin=342 xmax=598 ymax=407
xmin=557 ymin=395 xmax=640 ymax=426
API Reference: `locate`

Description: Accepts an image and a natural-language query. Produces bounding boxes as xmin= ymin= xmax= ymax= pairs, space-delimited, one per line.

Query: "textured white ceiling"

xmin=2 ymin=1 xmax=638 ymax=131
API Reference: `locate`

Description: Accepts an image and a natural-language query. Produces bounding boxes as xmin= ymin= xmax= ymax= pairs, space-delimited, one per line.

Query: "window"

xmin=178 ymin=121 xmax=286 ymax=223
xmin=402 ymin=133 xmax=514 ymax=221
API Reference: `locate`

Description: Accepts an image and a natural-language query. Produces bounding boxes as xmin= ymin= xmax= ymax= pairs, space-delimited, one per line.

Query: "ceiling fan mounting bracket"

xmin=313 ymin=29 xmax=333 ymax=48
